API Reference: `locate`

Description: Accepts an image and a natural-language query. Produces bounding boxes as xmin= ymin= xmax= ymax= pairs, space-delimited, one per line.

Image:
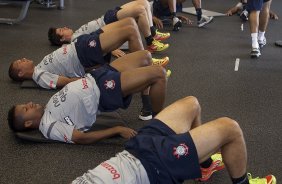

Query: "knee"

xmin=134 ymin=5 xmax=147 ymax=17
xmin=152 ymin=65 xmax=167 ymax=80
xmin=139 ymin=50 xmax=152 ymax=66
xmin=183 ymin=96 xmax=201 ymax=113
xmin=125 ymin=25 xmax=139 ymax=38
xmin=218 ymin=117 xmax=243 ymax=138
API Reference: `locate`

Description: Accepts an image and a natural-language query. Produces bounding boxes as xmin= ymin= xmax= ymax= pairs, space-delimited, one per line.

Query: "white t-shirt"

xmin=39 ymin=74 xmax=100 ymax=143
xmin=72 ymin=150 xmax=150 ymax=184
xmin=32 ymin=43 xmax=85 ymax=89
xmin=72 ymin=16 xmax=106 ymax=41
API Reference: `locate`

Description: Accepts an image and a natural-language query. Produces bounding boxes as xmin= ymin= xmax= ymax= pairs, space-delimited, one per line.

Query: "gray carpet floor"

xmin=0 ymin=0 xmax=281 ymax=183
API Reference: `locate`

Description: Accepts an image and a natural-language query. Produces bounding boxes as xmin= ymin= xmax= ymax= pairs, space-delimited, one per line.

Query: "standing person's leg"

xmin=192 ymin=0 xmax=213 ymax=27
xmin=100 ymin=18 xmax=144 ymax=53
xmin=120 ymin=65 xmax=167 ymax=115
xmin=258 ymin=0 xmax=272 ymax=48
xmin=248 ymin=0 xmax=264 ymax=58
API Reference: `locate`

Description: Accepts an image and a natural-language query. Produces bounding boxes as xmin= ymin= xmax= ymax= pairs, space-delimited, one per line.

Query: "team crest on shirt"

xmin=173 ymin=143 xmax=189 ymax=159
xmin=88 ymin=40 xmax=96 ymax=47
xmin=104 ymin=80 xmax=115 ymax=89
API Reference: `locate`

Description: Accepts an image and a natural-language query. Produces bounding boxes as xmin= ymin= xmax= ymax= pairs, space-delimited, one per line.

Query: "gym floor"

xmin=0 ymin=0 xmax=281 ymax=183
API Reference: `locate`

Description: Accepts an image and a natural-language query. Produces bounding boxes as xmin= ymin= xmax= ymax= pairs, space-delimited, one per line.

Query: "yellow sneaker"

xmin=153 ymin=30 xmax=170 ymax=41
xmin=147 ymin=40 xmax=169 ymax=53
xmin=166 ymin=69 xmax=171 ymax=78
xmin=152 ymin=57 xmax=169 ymax=67
xmin=248 ymin=173 xmax=276 ymax=184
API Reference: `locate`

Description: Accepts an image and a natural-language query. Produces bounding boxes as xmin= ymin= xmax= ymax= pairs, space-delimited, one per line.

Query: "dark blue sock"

xmin=232 ymin=173 xmax=249 ymax=184
xmin=196 ymin=8 xmax=202 ymax=21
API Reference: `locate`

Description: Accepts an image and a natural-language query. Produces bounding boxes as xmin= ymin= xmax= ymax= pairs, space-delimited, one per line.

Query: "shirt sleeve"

xmin=33 ymin=69 xmax=59 ymax=89
xmin=45 ymin=121 xmax=75 ymax=143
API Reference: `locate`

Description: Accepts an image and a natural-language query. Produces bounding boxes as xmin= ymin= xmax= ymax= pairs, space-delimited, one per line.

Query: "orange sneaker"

xmin=153 ymin=30 xmax=170 ymax=41
xmin=152 ymin=57 xmax=169 ymax=67
xmin=147 ymin=40 xmax=169 ymax=53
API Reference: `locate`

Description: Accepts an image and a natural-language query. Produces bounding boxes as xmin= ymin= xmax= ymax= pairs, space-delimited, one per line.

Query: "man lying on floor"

xmin=48 ymin=0 xmax=170 ymax=55
xmin=71 ymin=96 xmax=277 ymax=184
xmin=7 ymin=63 xmax=167 ymax=143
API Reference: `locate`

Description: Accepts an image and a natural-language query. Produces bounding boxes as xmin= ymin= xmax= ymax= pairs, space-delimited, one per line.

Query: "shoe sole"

xmin=198 ymin=164 xmax=225 ymax=182
xmin=198 ymin=17 xmax=214 ymax=28
xmin=138 ymin=115 xmax=153 ymax=121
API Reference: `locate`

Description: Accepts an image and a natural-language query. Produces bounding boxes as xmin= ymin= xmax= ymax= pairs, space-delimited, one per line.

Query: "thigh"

xmin=110 ymin=50 xmax=151 ymax=72
xmin=118 ymin=1 xmax=144 ymax=19
xmin=120 ymin=65 xmax=165 ymax=96
xmin=155 ymin=96 xmax=200 ymax=134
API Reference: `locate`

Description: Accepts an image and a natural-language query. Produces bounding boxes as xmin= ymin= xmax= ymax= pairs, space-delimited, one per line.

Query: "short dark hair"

xmin=7 ymin=106 xmax=27 ymax=132
xmin=8 ymin=61 xmax=23 ymax=82
xmin=48 ymin=27 xmax=64 ymax=46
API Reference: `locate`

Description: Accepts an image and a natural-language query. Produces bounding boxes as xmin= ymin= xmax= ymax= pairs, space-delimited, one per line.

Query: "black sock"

xmin=171 ymin=12 xmax=176 ymax=17
xmin=141 ymin=95 xmax=152 ymax=111
xmin=152 ymin=111 xmax=158 ymax=117
xmin=145 ymin=35 xmax=154 ymax=46
xmin=200 ymin=158 xmax=213 ymax=168
xmin=196 ymin=8 xmax=202 ymax=21
xmin=232 ymin=173 xmax=249 ymax=184
xmin=150 ymin=26 xmax=156 ymax=37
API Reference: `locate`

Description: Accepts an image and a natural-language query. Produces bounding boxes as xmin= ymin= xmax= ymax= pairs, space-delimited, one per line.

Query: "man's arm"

xmin=71 ymin=126 xmax=137 ymax=144
xmin=56 ymin=76 xmax=81 ymax=88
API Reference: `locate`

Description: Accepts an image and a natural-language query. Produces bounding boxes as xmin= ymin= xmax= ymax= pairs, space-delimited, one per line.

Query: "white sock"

xmin=258 ymin=31 xmax=265 ymax=41
xmin=251 ymin=33 xmax=259 ymax=48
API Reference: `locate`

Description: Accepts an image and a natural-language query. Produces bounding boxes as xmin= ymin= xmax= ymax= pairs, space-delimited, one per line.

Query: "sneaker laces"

xmin=152 ymin=40 xmax=166 ymax=48
xmin=156 ymin=30 xmax=170 ymax=37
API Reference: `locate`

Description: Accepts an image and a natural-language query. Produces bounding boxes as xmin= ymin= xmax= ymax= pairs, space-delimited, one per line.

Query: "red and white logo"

xmin=88 ymin=40 xmax=96 ymax=47
xmin=173 ymin=143 xmax=189 ymax=159
xmin=104 ymin=80 xmax=115 ymax=89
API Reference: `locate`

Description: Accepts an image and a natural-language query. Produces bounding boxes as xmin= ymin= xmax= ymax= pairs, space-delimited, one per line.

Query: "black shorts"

xmin=247 ymin=0 xmax=270 ymax=11
xmin=153 ymin=0 xmax=183 ymax=18
xmin=89 ymin=64 xmax=132 ymax=112
xmin=75 ymin=29 xmax=105 ymax=68
xmin=104 ymin=7 xmax=122 ymax=25
xmin=125 ymin=119 xmax=201 ymax=184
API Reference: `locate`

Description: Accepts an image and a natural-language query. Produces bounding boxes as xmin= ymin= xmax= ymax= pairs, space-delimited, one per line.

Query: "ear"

xmin=18 ymin=70 xmax=24 ymax=77
xmin=24 ymin=120 xmax=33 ymax=128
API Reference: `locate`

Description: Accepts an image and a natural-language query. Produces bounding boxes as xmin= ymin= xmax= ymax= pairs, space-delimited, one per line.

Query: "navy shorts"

xmin=153 ymin=0 xmax=182 ymax=18
xmin=75 ymin=29 xmax=106 ymax=68
xmin=125 ymin=119 xmax=201 ymax=184
xmin=247 ymin=0 xmax=270 ymax=11
xmin=89 ymin=64 xmax=132 ymax=112
xmin=104 ymin=7 xmax=122 ymax=25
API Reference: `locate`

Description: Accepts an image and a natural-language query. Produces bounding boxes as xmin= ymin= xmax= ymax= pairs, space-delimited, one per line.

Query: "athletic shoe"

xmin=139 ymin=109 xmax=152 ymax=121
xmin=166 ymin=69 xmax=172 ymax=78
xmin=258 ymin=37 xmax=267 ymax=48
xmin=152 ymin=57 xmax=169 ymax=67
xmin=198 ymin=16 xmax=214 ymax=27
xmin=198 ymin=153 xmax=225 ymax=182
xmin=173 ymin=17 xmax=182 ymax=31
xmin=240 ymin=9 xmax=249 ymax=21
xmin=250 ymin=47 xmax=261 ymax=58
xmin=154 ymin=30 xmax=170 ymax=41
xmin=248 ymin=173 xmax=276 ymax=184
xmin=147 ymin=40 xmax=169 ymax=52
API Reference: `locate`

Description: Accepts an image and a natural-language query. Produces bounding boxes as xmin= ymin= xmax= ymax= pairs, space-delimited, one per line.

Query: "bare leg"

xmin=118 ymin=1 xmax=151 ymax=37
xmin=110 ymin=50 xmax=152 ymax=72
xmin=100 ymin=18 xmax=144 ymax=53
xmin=155 ymin=96 xmax=247 ymax=178
xmin=259 ymin=0 xmax=271 ymax=32
xmin=192 ymin=0 xmax=201 ymax=9
xmin=249 ymin=11 xmax=260 ymax=34
xmin=120 ymin=65 xmax=167 ymax=113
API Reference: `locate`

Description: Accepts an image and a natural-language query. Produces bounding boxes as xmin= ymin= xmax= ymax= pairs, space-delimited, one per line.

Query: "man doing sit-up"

xmin=8 ymin=60 xmax=167 ymax=144
xmin=71 ymin=96 xmax=276 ymax=184
xmin=48 ymin=0 xmax=170 ymax=53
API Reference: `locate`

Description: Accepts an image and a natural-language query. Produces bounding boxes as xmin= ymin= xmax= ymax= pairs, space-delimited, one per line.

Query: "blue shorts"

xmin=104 ymin=7 xmax=122 ymax=25
xmin=125 ymin=119 xmax=201 ymax=184
xmin=75 ymin=29 xmax=106 ymax=68
xmin=247 ymin=0 xmax=270 ymax=11
xmin=89 ymin=64 xmax=132 ymax=112
xmin=153 ymin=0 xmax=183 ymax=18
